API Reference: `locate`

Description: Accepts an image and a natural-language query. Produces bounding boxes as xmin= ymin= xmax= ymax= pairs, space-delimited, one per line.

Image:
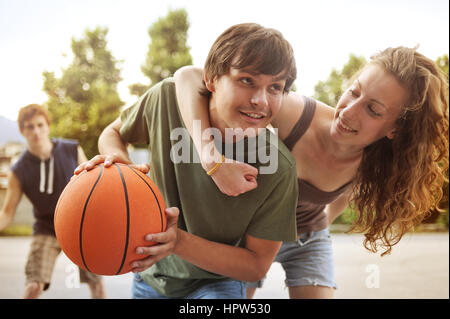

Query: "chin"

xmin=225 ymin=124 xmax=257 ymax=140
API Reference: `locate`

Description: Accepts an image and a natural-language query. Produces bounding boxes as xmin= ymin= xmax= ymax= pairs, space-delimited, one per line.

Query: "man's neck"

xmin=28 ymin=138 xmax=53 ymax=160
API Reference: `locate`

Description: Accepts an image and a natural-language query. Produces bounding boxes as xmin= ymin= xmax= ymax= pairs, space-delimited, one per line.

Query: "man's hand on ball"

xmin=131 ymin=207 xmax=180 ymax=273
xmin=74 ymin=154 xmax=149 ymax=175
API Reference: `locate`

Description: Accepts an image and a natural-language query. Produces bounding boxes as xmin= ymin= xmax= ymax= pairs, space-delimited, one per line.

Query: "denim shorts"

xmin=132 ymin=273 xmax=247 ymax=299
xmin=247 ymin=228 xmax=337 ymax=289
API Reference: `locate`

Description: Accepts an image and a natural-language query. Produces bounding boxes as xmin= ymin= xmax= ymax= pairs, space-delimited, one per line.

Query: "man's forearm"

xmin=98 ymin=122 xmax=131 ymax=163
xmin=0 ymin=174 xmax=22 ymax=232
xmin=173 ymin=230 xmax=269 ymax=282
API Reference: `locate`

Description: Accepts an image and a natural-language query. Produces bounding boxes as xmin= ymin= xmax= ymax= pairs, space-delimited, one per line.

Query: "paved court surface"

xmin=0 ymin=232 xmax=448 ymax=299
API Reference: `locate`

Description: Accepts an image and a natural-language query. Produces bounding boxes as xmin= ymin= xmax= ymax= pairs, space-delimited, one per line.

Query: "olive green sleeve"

xmin=119 ymin=90 xmax=152 ymax=145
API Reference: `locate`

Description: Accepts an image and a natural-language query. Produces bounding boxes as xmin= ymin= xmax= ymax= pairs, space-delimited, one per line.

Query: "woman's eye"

xmin=348 ymin=88 xmax=359 ymax=97
xmin=368 ymin=104 xmax=382 ymax=117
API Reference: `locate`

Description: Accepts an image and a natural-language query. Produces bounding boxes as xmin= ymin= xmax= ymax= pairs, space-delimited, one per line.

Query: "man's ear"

xmin=204 ymin=73 xmax=215 ymax=93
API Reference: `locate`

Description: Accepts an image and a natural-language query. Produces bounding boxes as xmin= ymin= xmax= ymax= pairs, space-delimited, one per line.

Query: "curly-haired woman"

xmin=173 ymin=46 xmax=449 ymax=298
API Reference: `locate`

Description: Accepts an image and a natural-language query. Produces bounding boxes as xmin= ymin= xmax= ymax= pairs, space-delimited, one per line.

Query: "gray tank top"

xmin=283 ymin=96 xmax=352 ymax=234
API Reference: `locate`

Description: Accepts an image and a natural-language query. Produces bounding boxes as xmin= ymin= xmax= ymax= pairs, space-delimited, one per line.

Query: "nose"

xmin=32 ymin=126 xmax=41 ymax=135
xmin=250 ymin=88 xmax=269 ymax=108
xmin=340 ymin=99 xmax=360 ymax=120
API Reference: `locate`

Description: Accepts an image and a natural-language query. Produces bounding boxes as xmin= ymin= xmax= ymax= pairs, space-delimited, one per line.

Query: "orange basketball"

xmin=54 ymin=163 xmax=167 ymax=275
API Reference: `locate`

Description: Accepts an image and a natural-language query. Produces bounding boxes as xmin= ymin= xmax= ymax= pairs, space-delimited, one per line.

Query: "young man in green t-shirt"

xmin=75 ymin=23 xmax=298 ymax=298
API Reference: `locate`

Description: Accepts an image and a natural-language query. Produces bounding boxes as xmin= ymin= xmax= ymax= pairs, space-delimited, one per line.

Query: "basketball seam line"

xmin=55 ymin=170 xmax=87 ymax=223
xmin=80 ymin=165 xmax=104 ymax=273
xmin=128 ymin=166 xmax=165 ymax=233
xmin=114 ymin=164 xmax=131 ymax=275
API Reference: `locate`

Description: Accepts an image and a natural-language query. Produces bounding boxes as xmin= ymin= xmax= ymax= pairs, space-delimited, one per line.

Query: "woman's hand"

xmin=207 ymin=159 xmax=259 ymax=197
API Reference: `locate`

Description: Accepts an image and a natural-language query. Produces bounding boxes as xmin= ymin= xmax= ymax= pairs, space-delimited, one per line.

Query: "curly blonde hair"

xmin=349 ymin=47 xmax=449 ymax=256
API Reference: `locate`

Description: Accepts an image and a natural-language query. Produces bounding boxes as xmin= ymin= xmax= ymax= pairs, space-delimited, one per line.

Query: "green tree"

xmin=436 ymin=54 xmax=449 ymax=79
xmin=129 ymin=8 xmax=193 ymax=96
xmin=43 ymin=27 xmax=124 ymax=158
xmin=313 ymin=54 xmax=366 ymax=106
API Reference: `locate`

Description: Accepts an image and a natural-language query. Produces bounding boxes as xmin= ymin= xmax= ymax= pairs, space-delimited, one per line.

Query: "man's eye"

xmin=240 ymin=78 xmax=252 ymax=85
xmin=272 ymin=84 xmax=282 ymax=91
xmin=270 ymin=84 xmax=283 ymax=93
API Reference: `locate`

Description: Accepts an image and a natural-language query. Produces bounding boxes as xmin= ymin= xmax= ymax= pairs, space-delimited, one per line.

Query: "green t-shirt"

xmin=120 ymin=78 xmax=298 ymax=297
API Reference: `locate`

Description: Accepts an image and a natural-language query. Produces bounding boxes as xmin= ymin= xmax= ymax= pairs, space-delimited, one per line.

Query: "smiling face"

xmin=330 ymin=64 xmax=409 ymax=148
xmin=206 ymin=66 xmax=287 ymax=140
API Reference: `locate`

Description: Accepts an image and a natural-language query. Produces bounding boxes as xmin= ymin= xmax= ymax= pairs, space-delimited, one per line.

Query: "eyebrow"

xmin=356 ymin=79 xmax=387 ymax=109
xmin=237 ymin=68 xmax=287 ymax=83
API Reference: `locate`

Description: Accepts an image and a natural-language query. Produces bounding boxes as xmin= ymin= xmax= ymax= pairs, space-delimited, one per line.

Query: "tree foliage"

xmin=313 ymin=54 xmax=367 ymax=107
xmin=129 ymin=8 xmax=193 ymax=96
xmin=43 ymin=27 xmax=124 ymax=158
xmin=436 ymin=54 xmax=449 ymax=79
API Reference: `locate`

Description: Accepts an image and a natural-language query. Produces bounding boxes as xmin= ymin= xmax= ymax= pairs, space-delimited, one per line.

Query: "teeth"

xmin=340 ymin=119 xmax=356 ymax=132
xmin=243 ymin=112 xmax=264 ymax=119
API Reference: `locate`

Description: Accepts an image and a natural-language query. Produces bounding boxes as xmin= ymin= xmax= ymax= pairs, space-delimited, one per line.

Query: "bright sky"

xmin=0 ymin=0 xmax=448 ymax=121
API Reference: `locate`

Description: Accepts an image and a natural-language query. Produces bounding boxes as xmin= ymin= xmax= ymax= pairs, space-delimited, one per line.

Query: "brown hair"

xmin=17 ymin=104 xmax=51 ymax=132
xmin=350 ymin=47 xmax=449 ymax=256
xmin=202 ymin=23 xmax=296 ymax=95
